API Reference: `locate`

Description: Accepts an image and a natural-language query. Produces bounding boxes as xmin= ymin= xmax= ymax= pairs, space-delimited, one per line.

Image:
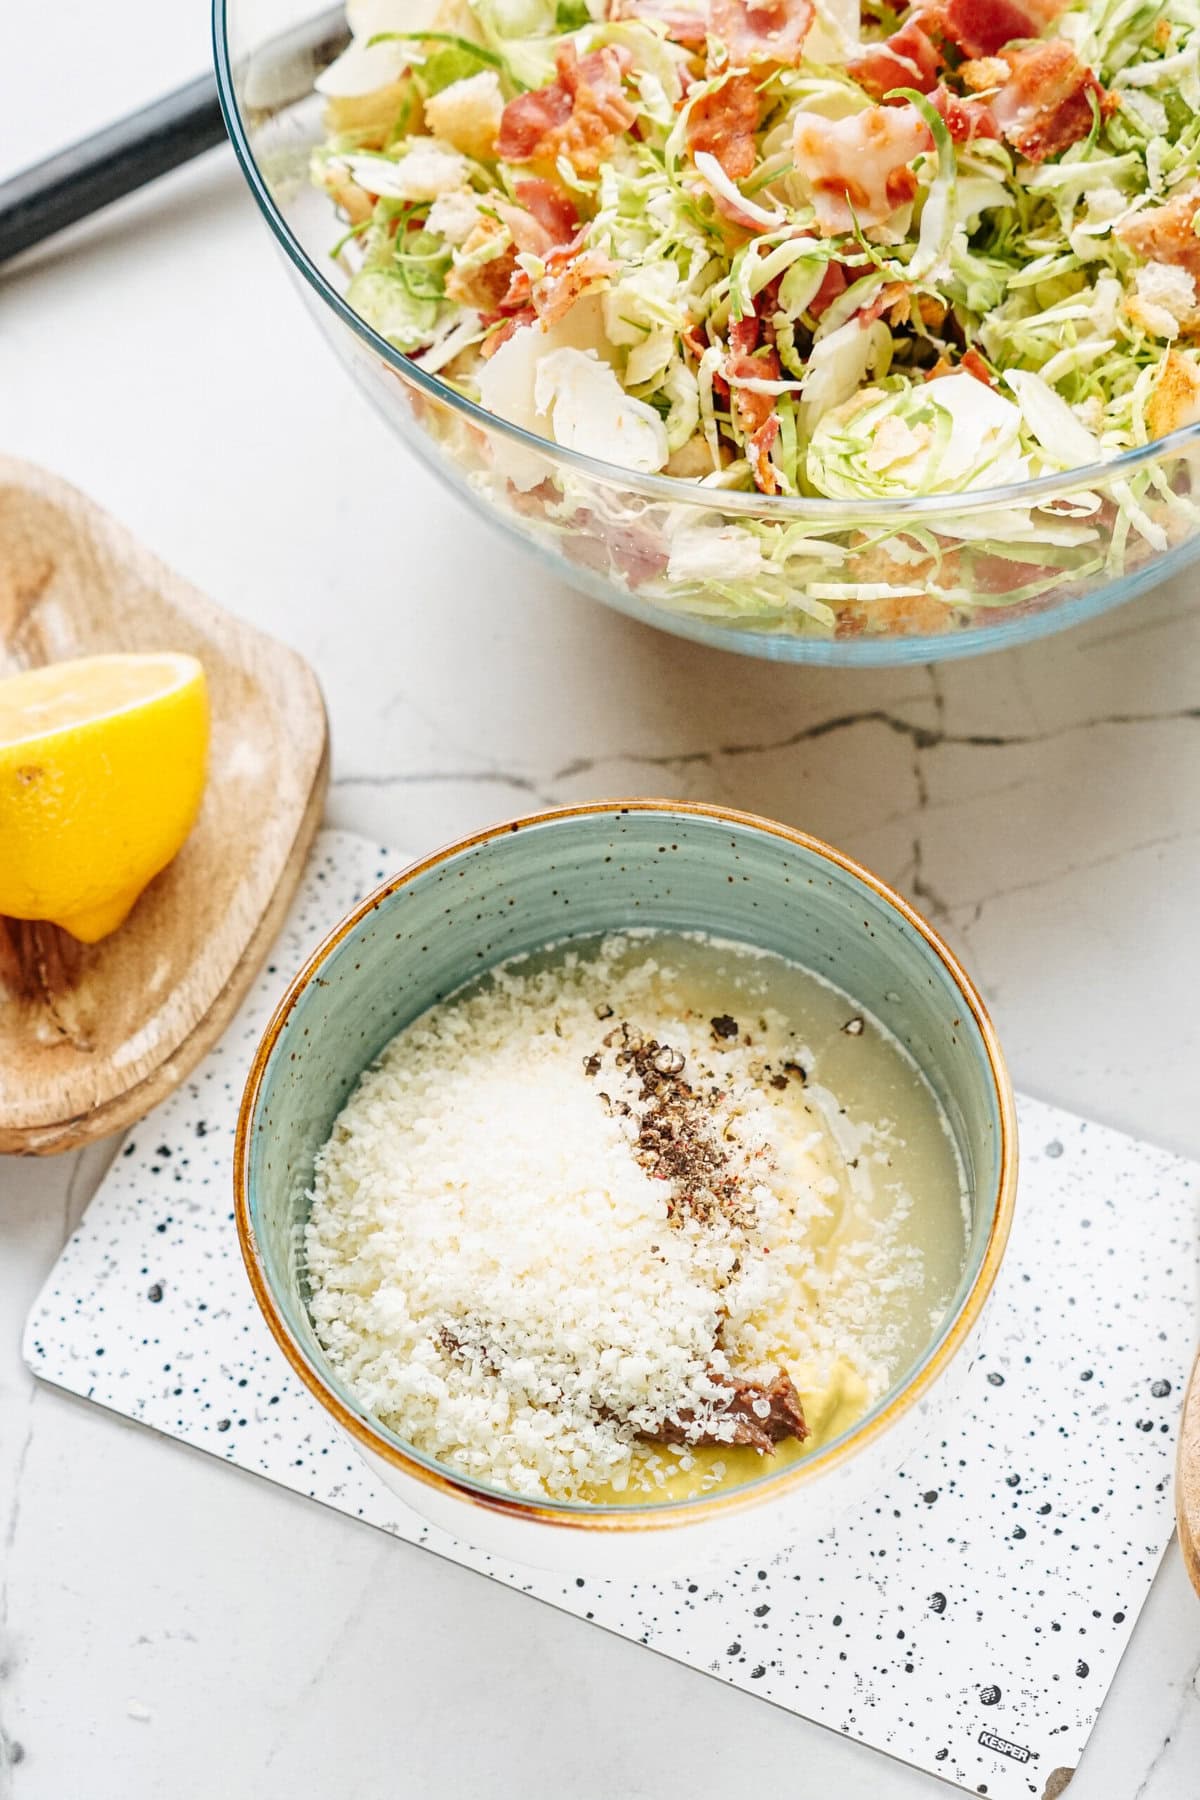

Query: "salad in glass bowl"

xmin=216 ymin=0 xmax=1200 ymax=660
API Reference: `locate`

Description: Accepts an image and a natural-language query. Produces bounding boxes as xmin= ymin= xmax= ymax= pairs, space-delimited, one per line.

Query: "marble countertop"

xmin=2 ymin=7 xmax=1198 ymax=1795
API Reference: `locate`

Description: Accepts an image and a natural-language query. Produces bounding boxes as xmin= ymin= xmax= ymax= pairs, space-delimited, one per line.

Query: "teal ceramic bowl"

xmin=236 ymin=802 xmax=1017 ymax=1572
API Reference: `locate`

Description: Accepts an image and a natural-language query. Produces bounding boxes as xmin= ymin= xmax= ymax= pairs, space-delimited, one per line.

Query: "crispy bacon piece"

xmin=929 ymin=81 xmax=999 ymax=143
xmin=962 ymin=347 xmax=995 ymax=385
xmin=607 ymin=522 xmax=672 ymax=585
xmin=562 ymin=511 xmax=670 ymax=585
xmin=723 ymin=300 xmax=783 ymax=493
xmin=681 ymin=320 xmax=710 ymax=361
xmin=466 ymin=182 xmax=588 ymax=317
xmin=928 ymin=346 xmax=995 ymax=385
xmin=506 ymin=476 xmax=562 ymax=517
xmin=725 ymin=344 xmax=780 ymax=437
xmin=723 ymin=302 xmax=781 ymax=433
xmin=748 ymin=415 xmax=781 ymax=493
xmin=502 ymin=237 xmax=614 ymax=323
xmin=497 ymin=43 xmax=636 ymax=177
xmin=972 ymin=551 xmax=1057 ymax=595
xmin=561 ymin=524 xmax=615 ymax=576
xmin=756 ymin=271 xmax=785 ymax=331
xmin=608 ymin=0 xmax=710 ymax=45
xmin=646 ymin=1368 xmax=809 ymax=1452
xmin=727 ymin=311 xmax=760 ymax=360
xmin=937 ymin=0 xmax=1067 ymax=59
xmin=493 ymin=201 xmax=551 ymax=257
xmin=809 ymin=260 xmax=849 ymax=317
xmin=709 ymin=0 xmax=815 ymax=68
xmin=532 ymin=247 xmax=614 ymax=324
xmin=858 ymin=278 xmax=913 ymax=325
xmin=686 ymin=70 xmax=761 ymax=180
xmin=849 ymin=18 xmax=943 ymax=99
xmin=494 ymin=197 xmax=580 ymax=262
xmin=497 ymin=82 xmax=571 ymax=163
xmin=449 ymin=255 xmax=521 ymax=311
xmin=1118 ymin=185 xmax=1200 ymax=281
xmin=514 ymin=177 xmax=580 ymax=246
xmin=445 ymin=220 xmax=521 ymax=311
xmin=479 ymin=311 xmax=537 ymax=359
xmin=794 ymin=104 xmax=931 ymax=234
xmin=992 ymin=39 xmax=1114 ymax=163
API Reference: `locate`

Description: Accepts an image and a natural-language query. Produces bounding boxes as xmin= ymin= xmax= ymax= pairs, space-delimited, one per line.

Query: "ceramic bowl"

xmin=235 ymin=802 xmax=1017 ymax=1574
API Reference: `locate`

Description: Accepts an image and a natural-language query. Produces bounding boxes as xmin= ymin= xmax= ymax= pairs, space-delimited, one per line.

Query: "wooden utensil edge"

xmin=0 ymin=731 xmax=329 ymax=1155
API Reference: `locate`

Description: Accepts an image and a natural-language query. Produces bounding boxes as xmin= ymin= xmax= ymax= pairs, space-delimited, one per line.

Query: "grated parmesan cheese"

xmin=305 ymin=935 xmax=950 ymax=1502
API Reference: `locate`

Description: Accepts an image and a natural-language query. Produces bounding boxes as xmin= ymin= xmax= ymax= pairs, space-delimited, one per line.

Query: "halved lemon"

xmin=0 ymin=652 xmax=210 ymax=943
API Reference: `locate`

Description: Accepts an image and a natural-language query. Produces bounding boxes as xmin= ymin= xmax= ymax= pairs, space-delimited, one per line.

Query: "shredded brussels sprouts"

xmin=311 ymin=0 xmax=1200 ymax=638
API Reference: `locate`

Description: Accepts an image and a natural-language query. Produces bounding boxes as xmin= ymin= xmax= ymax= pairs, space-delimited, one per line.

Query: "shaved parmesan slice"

xmin=315 ymin=37 xmax=412 ymax=96
xmin=320 ymin=0 xmax=451 ymax=94
xmin=925 ymin=374 xmax=1028 ymax=488
xmin=347 ymin=0 xmax=441 ymax=35
xmin=476 ymin=296 xmax=615 ymax=488
xmin=535 ymin=350 xmax=670 ymax=471
xmin=340 ymin=143 xmax=470 ymax=200
xmin=1004 ymin=369 xmax=1104 ymax=468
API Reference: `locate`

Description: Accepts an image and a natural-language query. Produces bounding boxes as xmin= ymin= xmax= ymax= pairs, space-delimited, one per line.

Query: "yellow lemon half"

xmin=0 ymin=652 xmax=210 ymax=943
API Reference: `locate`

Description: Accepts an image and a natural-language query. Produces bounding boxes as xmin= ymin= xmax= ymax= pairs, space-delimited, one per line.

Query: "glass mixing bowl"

xmin=214 ymin=1 xmax=1200 ymax=665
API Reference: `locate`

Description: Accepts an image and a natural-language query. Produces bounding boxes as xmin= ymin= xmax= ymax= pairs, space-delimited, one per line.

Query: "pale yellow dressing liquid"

xmin=556 ymin=932 xmax=969 ymax=1505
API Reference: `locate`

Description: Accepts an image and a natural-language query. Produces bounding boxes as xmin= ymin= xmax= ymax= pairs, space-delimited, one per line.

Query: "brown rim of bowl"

xmin=234 ymin=799 xmax=1018 ymax=1534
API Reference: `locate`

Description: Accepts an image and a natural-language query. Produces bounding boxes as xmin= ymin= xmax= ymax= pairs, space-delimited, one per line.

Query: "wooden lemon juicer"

xmin=0 ymin=454 xmax=328 ymax=1154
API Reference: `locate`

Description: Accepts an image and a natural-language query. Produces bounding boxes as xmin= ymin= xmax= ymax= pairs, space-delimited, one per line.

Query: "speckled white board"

xmin=23 ymin=830 xmax=1198 ymax=1800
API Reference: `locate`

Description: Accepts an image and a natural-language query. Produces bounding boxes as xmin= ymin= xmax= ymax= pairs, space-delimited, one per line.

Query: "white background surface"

xmin=1 ymin=6 xmax=1199 ymax=1796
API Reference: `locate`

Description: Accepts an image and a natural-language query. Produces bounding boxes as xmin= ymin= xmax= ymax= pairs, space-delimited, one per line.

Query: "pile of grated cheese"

xmin=304 ymin=936 xmax=920 ymax=1501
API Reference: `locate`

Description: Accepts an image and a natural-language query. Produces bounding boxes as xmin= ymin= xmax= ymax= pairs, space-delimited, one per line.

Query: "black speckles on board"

xmin=18 ymin=831 xmax=1198 ymax=1800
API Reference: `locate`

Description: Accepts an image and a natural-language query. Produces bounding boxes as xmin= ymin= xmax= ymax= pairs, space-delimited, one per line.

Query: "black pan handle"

xmin=0 ymin=75 xmax=226 ymax=267
xmin=0 ymin=7 xmax=350 ymax=269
